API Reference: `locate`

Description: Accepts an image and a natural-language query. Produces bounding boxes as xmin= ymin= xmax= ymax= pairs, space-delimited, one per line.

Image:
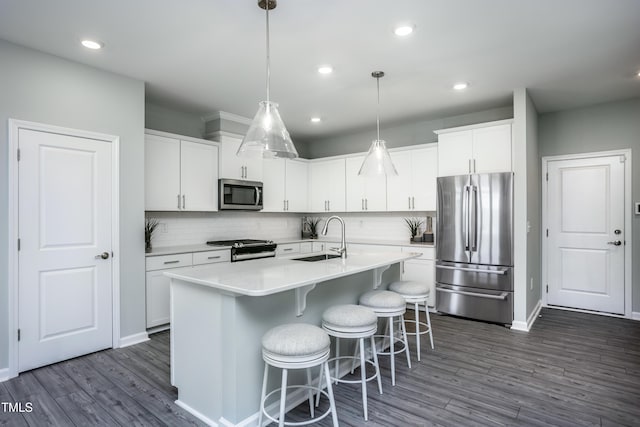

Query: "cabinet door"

xmin=345 ymin=157 xmax=367 ymax=212
xmin=262 ymin=158 xmax=286 ymax=212
xmin=145 ymin=134 xmax=181 ymax=211
xmin=402 ymin=259 xmax=435 ymax=307
xmin=472 ymin=124 xmax=512 ymax=173
xmin=326 ymin=159 xmax=346 ymax=212
xmin=180 ymin=141 xmax=219 ymax=211
xmin=219 ymin=136 xmax=244 ymax=180
xmin=308 ymin=161 xmax=329 ymax=212
xmin=386 ymin=151 xmax=413 ymax=211
xmin=285 ymin=159 xmax=308 ymax=212
xmin=146 ymin=270 xmax=171 ymax=328
xmin=411 ymin=147 xmax=437 ymax=211
xmin=437 ymin=130 xmax=473 ymax=177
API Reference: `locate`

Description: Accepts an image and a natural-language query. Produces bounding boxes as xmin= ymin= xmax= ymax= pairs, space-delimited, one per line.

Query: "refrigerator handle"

xmin=463 ymin=185 xmax=470 ymax=251
xmin=471 ymin=185 xmax=478 ymax=251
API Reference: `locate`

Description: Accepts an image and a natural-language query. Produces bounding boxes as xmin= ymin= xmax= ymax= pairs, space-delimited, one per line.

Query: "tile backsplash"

xmin=146 ymin=211 xmax=435 ymax=247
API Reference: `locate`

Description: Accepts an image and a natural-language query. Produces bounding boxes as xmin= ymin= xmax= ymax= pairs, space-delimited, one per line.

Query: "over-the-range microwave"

xmin=219 ymin=179 xmax=263 ymax=210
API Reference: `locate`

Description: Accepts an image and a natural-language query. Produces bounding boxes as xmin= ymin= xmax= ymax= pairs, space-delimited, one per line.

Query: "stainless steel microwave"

xmin=219 ymin=179 xmax=263 ymax=210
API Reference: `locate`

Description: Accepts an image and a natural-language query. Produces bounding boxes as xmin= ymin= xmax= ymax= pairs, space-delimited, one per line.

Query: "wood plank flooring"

xmin=1 ymin=308 xmax=639 ymax=426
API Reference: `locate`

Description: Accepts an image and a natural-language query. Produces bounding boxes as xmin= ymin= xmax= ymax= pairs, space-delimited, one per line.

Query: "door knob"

xmin=607 ymin=241 xmax=622 ymax=246
xmin=95 ymin=252 xmax=110 ymax=259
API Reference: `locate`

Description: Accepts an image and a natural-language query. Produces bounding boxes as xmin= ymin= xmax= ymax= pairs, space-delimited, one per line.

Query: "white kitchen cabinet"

xmin=345 ymin=156 xmax=387 ymax=212
xmin=263 ymin=159 xmax=308 ymax=212
xmin=348 ymin=243 xmax=402 ymax=254
xmin=308 ymin=158 xmax=346 ymax=212
xmin=145 ymin=131 xmax=219 ymax=211
xmin=401 ymin=246 xmax=435 ymax=307
xmin=276 ymin=243 xmax=301 ymax=257
xmin=436 ymin=121 xmax=512 ymax=176
xmin=386 ymin=146 xmax=437 ymax=212
xmin=145 ymin=250 xmax=229 ymax=328
xmin=218 ymin=135 xmax=263 ymax=181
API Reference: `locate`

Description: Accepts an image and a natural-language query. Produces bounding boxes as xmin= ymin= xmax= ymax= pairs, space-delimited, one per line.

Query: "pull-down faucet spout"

xmin=321 ymin=216 xmax=347 ymax=259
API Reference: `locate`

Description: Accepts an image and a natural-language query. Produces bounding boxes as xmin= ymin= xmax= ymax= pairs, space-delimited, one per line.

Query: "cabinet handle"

xmin=284 ymin=200 xmax=287 ymax=211
xmin=286 ymin=200 xmax=289 ymax=211
xmin=361 ymin=199 xmax=364 ymax=210
xmin=164 ymin=260 xmax=180 ymax=265
xmin=283 ymin=248 xmax=293 ymax=252
xmin=177 ymin=194 xmax=181 ymax=209
xmin=182 ymin=194 xmax=186 ymax=209
xmin=328 ymin=200 xmax=331 ymax=211
xmin=365 ymin=198 xmax=368 ymax=210
xmin=207 ymin=255 xmax=221 ymax=260
xmin=408 ymin=197 xmax=411 ymax=209
xmin=412 ymin=196 xmax=415 ymax=209
xmin=474 ymin=159 xmax=477 ymax=173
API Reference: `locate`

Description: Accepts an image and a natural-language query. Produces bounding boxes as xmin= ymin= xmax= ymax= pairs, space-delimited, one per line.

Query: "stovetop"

xmin=206 ymin=239 xmax=274 ymax=249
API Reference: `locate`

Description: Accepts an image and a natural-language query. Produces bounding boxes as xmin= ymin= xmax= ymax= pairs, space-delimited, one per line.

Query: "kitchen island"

xmin=164 ymin=251 xmax=418 ymax=426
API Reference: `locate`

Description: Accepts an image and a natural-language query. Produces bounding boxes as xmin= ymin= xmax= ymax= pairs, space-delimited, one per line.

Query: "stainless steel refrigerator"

xmin=436 ymin=172 xmax=514 ymax=325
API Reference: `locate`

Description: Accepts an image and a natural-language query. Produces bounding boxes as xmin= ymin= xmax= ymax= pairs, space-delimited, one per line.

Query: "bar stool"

xmin=259 ymin=323 xmax=339 ymax=427
xmin=359 ymin=290 xmax=411 ymax=386
xmin=389 ymin=280 xmax=434 ymax=361
xmin=319 ymin=304 xmax=382 ymax=421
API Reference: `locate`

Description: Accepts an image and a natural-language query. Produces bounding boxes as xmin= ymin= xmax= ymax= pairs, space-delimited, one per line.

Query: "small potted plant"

xmin=145 ymin=218 xmax=159 ymax=252
xmin=404 ymin=217 xmax=424 ymax=243
xmin=305 ymin=217 xmax=321 ymax=239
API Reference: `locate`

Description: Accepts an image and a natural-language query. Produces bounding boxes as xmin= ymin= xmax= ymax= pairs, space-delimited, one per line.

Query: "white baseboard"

xmin=632 ymin=311 xmax=640 ymax=321
xmin=0 ymin=368 xmax=11 ymax=383
xmin=511 ymin=299 xmax=542 ymax=332
xmin=175 ymin=399 xmax=219 ymax=426
xmin=118 ymin=332 xmax=149 ymax=348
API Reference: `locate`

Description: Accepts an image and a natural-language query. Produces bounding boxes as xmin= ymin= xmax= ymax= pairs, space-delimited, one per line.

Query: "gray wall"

xmin=145 ymin=102 xmax=205 ymax=139
xmin=0 ymin=39 xmax=146 ymax=370
xmin=539 ymin=97 xmax=640 ymax=312
xmin=525 ymin=93 xmax=541 ymax=318
xmin=299 ymin=106 xmax=513 ymax=158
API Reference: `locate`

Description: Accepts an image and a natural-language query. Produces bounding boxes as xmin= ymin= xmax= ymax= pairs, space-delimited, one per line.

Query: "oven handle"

xmin=436 ymin=265 xmax=508 ymax=275
xmin=232 ymin=251 xmax=276 ymax=261
xmin=437 ymin=287 xmax=509 ymax=300
xmin=255 ymin=187 xmax=261 ymax=206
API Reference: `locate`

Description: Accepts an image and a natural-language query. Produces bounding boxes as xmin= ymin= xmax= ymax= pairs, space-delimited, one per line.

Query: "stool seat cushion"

xmin=389 ymin=280 xmax=430 ymax=296
xmin=359 ymin=290 xmax=405 ymax=310
xmin=262 ymin=323 xmax=330 ymax=357
xmin=322 ymin=304 xmax=377 ymax=328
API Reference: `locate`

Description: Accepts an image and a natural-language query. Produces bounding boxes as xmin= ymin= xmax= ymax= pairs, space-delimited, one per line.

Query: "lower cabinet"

xmin=145 ymin=250 xmax=230 ymax=328
xmin=400 ymin=246 xmax=436 ymax=307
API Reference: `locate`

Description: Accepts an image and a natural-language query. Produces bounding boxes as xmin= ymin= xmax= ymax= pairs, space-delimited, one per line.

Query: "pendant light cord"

xmin=265 ymin=4 xmax=271 ymax=104
xmin=376 ymin=76 xmax=380 ymax=141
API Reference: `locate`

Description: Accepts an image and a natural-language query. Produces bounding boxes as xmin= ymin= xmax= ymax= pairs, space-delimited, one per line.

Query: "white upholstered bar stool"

xmin=319 ymin=304 xmax=382 ymax=421
xmin=358 ymin=290 xmax=412 ymax=386
xmin=259 ymin=324 xmax=339 ymax=427
xmin=389 ymin=280 xmax=434 ymax=361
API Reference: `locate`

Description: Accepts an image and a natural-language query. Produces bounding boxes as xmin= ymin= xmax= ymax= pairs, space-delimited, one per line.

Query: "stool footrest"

xmin=373 ymin=334 xmax=409 ymax=356
xmin=326 ymin=356 xmax=380 ymax=385
xmin=263 ymin=385 xmax=333 ymax=426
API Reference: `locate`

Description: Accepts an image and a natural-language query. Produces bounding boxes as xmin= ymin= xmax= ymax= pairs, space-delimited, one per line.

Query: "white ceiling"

xmin=1 ymin=0 xmax=639 ymax=141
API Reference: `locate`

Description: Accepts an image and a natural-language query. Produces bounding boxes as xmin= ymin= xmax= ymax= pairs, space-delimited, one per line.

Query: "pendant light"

xmin=358 ymin=71 xmax=398 ymax=176
xmin=237 ymin=0 xmax=298 ymax=159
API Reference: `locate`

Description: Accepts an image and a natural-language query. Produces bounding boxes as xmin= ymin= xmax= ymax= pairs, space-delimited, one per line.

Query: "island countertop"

xmin=164 ymin=251 xmax=419 ymax=297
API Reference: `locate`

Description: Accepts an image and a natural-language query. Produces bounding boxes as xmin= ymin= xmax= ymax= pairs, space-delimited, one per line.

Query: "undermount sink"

xmin=292 ymin=254 xmax=342 ymax=262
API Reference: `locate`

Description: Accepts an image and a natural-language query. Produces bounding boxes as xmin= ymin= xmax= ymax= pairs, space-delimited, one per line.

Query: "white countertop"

xmin=164 ymin=251 xmax=418 ymax=297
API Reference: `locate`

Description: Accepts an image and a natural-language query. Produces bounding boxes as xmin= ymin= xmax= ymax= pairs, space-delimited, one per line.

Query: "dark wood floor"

xmin=2 ymin=308 xmax=639 ymax=426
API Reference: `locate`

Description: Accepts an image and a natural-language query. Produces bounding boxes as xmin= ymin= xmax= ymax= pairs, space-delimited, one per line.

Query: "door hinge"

xmin=17 ymin=329 xmax=21 ymax=341
xmin=546 ymin=285 xmax=548 ymax=293
xmin=17 ymin=238 xmax=21 ymax=251
xmin=620 ymin=155 xmax=626 ymax=163
xmin=17 ymin=149 xmax=21 ymax=161
xmin=546 ymin=229 xmax=549 ymax=237
xmin=546 ymin=172 xmax=548 ymax=181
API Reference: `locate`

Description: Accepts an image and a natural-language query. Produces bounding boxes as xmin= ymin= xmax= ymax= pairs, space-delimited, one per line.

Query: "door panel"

xmin=436 ymin=175 xmax=470 ymax=263
xmin=18 ymin=128 xmax=113 ymax=372
xmin=547 ymin=156 xmax=625 ymax=314
xmin=285 ymin=159 xmax=308 ymax=212
xmin=261 ymin=158 xmax=286 ymax=212
xmin=180 ymin=141 xmax=218 ymax=211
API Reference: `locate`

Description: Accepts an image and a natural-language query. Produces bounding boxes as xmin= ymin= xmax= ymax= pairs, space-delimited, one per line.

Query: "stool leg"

xmin=370 ymin=335 xmax=383 ymax=395
xmin=258 ymin=362 xmax=268 ymax=427
xmin=335 ymin=338 xmax=340 ymax=384
xmin=425 ymin=302 xmax=434 ymax=349
xmin=389 ymin=316 xmax=396 ymax=386
xmin=359 ymin=337 xmax=368 ymax=421
xmin=323 ymin=361 xmax=340 ymax=427
xmin=400 ymin=315 xmax=412 ymax=369
xmin=306 ymin=368 xmax=315 ymax=418
xmin=278 ymin=368 xmax=288 ymax=427
xmin=350 ymin=339 xmax=359 ymax=374
xmin=315 ymin=362 xmax=324 ymax=408
xmin=414 ymin=302 xmax=421 ymax=362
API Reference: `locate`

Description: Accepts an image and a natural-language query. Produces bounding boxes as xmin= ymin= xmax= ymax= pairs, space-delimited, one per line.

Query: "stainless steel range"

xmin=206 ymin=239 xmax=277 ymax=262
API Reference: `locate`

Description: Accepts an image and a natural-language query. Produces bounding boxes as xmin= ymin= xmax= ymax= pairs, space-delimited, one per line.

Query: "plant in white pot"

xmin=404 ymin=217 xmax=424 ymax=242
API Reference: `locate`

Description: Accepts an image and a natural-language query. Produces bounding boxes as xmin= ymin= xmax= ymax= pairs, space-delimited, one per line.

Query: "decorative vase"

xmin=145 ymin=240 xmax=152 ymax=252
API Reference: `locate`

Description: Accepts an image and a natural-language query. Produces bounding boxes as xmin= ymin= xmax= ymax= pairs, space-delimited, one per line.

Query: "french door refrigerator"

xmin=436 ymin=172 xmax=514 ymax=325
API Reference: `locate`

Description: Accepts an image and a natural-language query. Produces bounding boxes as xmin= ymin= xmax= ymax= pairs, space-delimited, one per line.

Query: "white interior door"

xmin=18 ymin=128 xmax=113 ymax=372
xmin=546 ymin=155 xmax=625 ymax=314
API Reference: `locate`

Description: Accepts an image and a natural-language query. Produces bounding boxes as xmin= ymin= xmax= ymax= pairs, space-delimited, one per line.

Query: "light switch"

xmin=635 ymin=202 xmax=640 ymax=215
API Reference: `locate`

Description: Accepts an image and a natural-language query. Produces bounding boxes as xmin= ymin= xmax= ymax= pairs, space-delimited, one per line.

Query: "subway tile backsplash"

xmin=146 ymin=211 xmax=435 ymax=247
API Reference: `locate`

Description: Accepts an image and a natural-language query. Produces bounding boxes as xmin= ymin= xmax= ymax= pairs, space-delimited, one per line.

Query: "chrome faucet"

xmin=321 ymin=215 xmax=347 ymax=259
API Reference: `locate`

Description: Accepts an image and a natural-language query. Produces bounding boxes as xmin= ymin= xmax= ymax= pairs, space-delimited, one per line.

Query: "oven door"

xmin=436 ymin=284 xmax=513 ymax=325
xmin=219 ymin=179 xmax=263 ymax=210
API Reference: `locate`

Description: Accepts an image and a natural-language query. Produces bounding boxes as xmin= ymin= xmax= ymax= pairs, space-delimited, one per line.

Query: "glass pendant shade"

xmin=237 ymin=101 xmax=298 ymax=159
xmin=358 ymin=139 xmax=398 ymax=176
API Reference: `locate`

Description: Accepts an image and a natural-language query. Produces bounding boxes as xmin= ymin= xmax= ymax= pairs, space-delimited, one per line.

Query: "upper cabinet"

xmin=345 ymin=156 xmax=387 ymax=211
xmin=435 ymin=120 xmax=512 ymax=176
xmin=217 ymin=135 xmax=263 ymax=181
xmin=145 ymin=131 xmax=219 ymax=211
xmin=308 ymin=158 xmax=346 ymax=212
xmin=386 ymin=146 xmax=438 ymax=211
xmin=262 ymin=158 xmax=308 ymax=212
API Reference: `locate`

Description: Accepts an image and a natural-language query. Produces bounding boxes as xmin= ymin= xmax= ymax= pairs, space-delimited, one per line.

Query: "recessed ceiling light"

xmin=310 ymin=117 xmax=322 ymax=123
xmin=453 ymin=82 xmax=469 ymax=91
xmin=81 ymin=39 xmax=103 ymax=50
xmin=637 ymin=70 xmax=640 ymax=78
xmin=318 ymin=66 xmax=333 ymax=75
xmin=394 ymin=25 xmax=414 ymax=37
